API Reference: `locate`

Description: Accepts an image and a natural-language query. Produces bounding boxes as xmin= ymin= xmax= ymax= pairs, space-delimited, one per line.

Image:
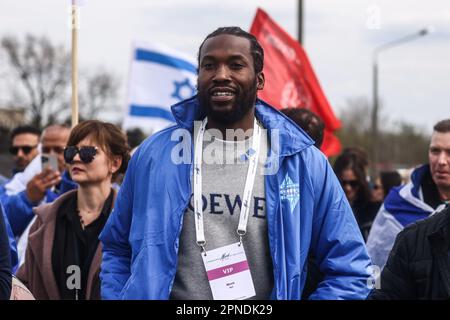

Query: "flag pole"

xmin=71 ymin=1 xmax=79 ymax=128
xmin=297 ymin=0 xmax=303 ymax=44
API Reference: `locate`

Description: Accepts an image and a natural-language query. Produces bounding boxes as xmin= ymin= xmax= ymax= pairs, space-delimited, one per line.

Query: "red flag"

xmin=250 ymin=8 xmax=341 ymax=156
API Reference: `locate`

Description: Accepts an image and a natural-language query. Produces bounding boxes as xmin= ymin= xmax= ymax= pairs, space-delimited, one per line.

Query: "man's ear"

xmin=257 ymin=72 xmax=265 ymax=90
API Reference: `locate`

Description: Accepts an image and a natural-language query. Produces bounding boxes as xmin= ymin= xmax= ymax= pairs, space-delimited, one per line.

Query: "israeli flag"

xmin=122 ymin=42 xmax=197 ymax=135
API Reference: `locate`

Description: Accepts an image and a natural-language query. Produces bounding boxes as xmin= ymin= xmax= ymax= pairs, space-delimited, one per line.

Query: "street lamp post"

xmin=371 ymin=28 xmax=430 ymax=178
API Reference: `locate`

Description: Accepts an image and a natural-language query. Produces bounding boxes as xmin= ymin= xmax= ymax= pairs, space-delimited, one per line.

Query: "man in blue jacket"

xmin=1 ymin=125 xmax=73 ymax=237
xmin=100 ymin=27 xmax=372 ymax=300
xmin=1 ymin=125 xmax=77 ymax=267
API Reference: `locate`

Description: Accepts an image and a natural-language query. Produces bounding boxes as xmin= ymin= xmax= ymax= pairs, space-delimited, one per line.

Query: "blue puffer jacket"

xmin=100 ymin=97 xmax=372 ymax=300
xmin=1 ymin=171 xmax=77 ymax=237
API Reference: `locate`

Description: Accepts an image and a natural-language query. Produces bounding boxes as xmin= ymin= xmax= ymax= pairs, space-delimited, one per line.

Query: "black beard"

xmin=198 ymin=80 xmax=258 ymax=125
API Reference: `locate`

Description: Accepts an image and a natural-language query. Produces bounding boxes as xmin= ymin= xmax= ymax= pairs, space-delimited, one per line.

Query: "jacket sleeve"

xmin=0 ymin=205 xmax=12 ymax=300
xmin=307 ymin=151 xmax=372 ymax=300
xmin=1 ymin=191 xmax=38 ymax=237
xmin=15 ymin=216 xmax=41 ymax=293
xmin=99 ymin=149 xmax=139 ymax=300
xmin=1 ymin=204 xmax=18 ymax=274
xmin=368 ymin=228 xmax=415 ymax=299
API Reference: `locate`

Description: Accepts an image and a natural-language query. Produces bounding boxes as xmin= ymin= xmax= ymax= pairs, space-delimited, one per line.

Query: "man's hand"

xmin=26 ymin=168 xmax=61 ymax=203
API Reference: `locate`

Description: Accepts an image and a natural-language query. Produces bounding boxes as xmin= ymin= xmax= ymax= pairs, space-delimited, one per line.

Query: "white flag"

xmin=122 ymin=42 xmax=197 ymax=135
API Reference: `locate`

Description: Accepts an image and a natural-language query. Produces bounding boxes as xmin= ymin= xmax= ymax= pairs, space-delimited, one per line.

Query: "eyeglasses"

xmin=42 ymin=146 xmax=65 ymax=155
xmin=341 ymin=180 xmax=359 ymax=189
xmin=64 ymin=146 xmax=98 ymax=164
xmin=373 ymin=184 xmax=382 ymax=190
xmin=9 ymin=145 xmax=38 ymax=155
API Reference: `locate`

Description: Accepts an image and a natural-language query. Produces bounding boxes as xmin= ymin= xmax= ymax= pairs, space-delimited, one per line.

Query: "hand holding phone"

xmin=27 ymin=161 xmax=62 ymax=203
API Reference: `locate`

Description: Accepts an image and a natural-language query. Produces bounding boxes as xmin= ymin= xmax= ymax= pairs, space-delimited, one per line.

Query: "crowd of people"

xmin=0 ymin=26 xmax=449 ymax=300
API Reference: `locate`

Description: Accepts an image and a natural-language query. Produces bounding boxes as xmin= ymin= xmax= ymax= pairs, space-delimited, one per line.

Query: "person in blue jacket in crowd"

xmin=1 ymin=125 xmax=77 ymax=267
xmin=100 ymin=27 xmax=372 ymax=300
xmin=2 ymin=171 xmax=77 ymax=238
xmin=1 ymin=125 xmax=76 ymax=238
xmin=0 ymin=204 xmax=13 ymax=300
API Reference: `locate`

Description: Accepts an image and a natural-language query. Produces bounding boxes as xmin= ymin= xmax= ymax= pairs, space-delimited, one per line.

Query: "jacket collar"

xmin=28 ymin=190 xmax=78 ymax=299
xmin=427 ymin=206 xmax=450 ymax=241
xmin=171 ymin=96 xmax=314 ymax=157
xmin=410 ymin=164 xmax=431 ymax=198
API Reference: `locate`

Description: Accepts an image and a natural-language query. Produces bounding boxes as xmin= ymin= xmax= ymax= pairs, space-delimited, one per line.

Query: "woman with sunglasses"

xmin=16 ymin=120 xmax=130 ymax=300
xmin=333 ymin=151 xmax=381 ymax=241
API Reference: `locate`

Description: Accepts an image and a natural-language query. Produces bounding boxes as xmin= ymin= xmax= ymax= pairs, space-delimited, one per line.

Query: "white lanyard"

xmin=193 ymin=117 xmax=262 ymax=252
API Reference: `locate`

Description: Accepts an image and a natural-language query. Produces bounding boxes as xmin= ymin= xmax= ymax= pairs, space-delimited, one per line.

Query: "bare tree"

xmin=1 ymin=34 xmax=119 ymax=128
xmin=335 ymin=96 xmax=429 ymax=169
xmin=337 ymin=97 xmax=373 ymax=161
xmin=1 ymin=34 xmax=70 ymax=128
xmin=53 ymin=69 xmax=120 ymax=124
xmin=80 ymin=69 xmax=119 ymax=119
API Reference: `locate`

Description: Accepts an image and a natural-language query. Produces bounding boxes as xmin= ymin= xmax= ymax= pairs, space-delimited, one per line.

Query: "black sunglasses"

xmin=9 ymin=145 xmax=37 ymax=155
xmin=341 ymin=180 xmax=359 ymax=188
xmin=64 ymin=146 xmax=98 ymax=164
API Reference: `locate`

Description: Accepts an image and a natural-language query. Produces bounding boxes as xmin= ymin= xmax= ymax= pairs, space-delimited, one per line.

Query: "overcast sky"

xmin=0 ymin=0 xmax=449 ymax=133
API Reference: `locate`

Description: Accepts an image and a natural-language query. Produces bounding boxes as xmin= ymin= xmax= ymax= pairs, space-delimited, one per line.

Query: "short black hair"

xmin=433 ymin=119 xmax=450 ymax=133
xmin=380 ymin=171 xmax=402 ymax=198
xmin=126 ymin=128 xmax=146 ymax=149
xmin=197 ymin=26 xmax=264 ymax=74
xmin=10 ymin=125 xmax=41 ymax=143
xmin=281 ymin=108 xmax=325 ymax=148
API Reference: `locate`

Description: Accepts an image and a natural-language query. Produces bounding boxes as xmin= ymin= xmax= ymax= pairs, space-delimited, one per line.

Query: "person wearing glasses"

xmin=370 ymin=171 xmax=402 ymax=203
xmin=1 ymin=125 xmax=77 ymax=268
xmin=16 ymin=120 xmax=130 ymax=300
xmin=0 ymin=126 xmax=41 ymax=189
xmin=333 ymin=151 xmax=381 ymax=241
xmin=1 ymin=125 xmax=73 ymax=235
xmin=8 ymin=126 xmax=41 ymax=175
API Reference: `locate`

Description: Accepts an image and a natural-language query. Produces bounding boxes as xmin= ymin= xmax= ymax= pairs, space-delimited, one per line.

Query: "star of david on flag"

xmin=123 ymin=42 xmax=197 ymax=135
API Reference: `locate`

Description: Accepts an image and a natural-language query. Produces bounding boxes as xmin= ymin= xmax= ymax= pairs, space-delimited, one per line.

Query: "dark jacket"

xmin=352 ymin=198 xmax=381 ymax=242
xmin=369 ymin=205 xmax=450 ymax=300
xmin=0 ymin=205 xmax=12 ymax=299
